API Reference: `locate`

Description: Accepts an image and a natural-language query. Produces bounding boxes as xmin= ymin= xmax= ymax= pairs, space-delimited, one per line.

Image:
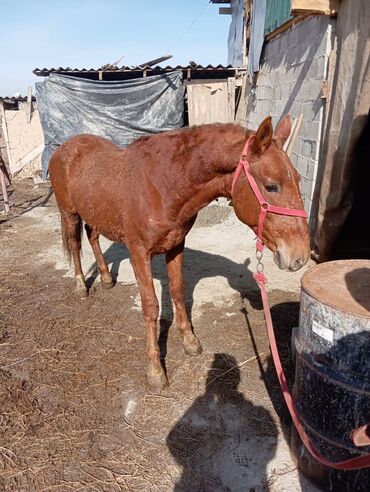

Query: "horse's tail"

xmin=60 ymin=212 xmax=83 ymax=264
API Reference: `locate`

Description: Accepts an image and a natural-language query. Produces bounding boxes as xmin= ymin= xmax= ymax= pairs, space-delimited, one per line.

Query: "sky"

xmin=1 ymin=0 xmax=231 ymax=96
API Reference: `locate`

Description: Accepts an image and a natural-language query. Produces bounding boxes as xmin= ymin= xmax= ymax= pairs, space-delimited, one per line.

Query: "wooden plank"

xmin=12 ymin=144 xmax=44 ymax=175
xmin=0 ymin=164 xmax=10 ymax=213
xmin=219 ymin=7 xmax=232 ymax=15
xmin=26 ymin=86 xmax=32 ymax=123
xmin=227 ymin=77 xmax=236 ymax=122
xmin=187 ymin=82 xmax=232 ymax=126
xmin=1 ymin=102 xmax=13 ymax=171
xmin=291 ymin=0 xmax=339 ymax=15
xmin=286 ymin=114 xmax=303 ymax=158
xmin=266 ymin=15 xmax=307 ymax=40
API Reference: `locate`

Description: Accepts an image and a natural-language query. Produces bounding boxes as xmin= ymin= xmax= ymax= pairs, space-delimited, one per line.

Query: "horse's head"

xmin=232 ymin=115 xmax=310 ymax=272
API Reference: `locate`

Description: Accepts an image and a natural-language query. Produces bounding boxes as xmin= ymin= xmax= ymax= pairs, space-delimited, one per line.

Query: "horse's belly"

xmin=75 ymin=198 xmax=125 ymax=243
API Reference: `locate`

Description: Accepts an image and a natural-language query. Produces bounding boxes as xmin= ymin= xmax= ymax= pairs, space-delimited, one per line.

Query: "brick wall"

xmin=244 ymin=16 xmax=334 ymax=226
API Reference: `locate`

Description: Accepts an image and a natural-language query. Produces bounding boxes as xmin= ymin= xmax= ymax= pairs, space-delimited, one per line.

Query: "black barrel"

xmin=290 ymin=260 xmax=370 ymax=491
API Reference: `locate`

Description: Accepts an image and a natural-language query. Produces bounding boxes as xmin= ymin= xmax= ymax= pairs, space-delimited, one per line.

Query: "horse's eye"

xmin=265 ymin=184 xmax=279 ymax=193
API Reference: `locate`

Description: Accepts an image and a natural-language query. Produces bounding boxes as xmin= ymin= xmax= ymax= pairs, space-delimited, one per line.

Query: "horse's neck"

xmin=175 ymin=125 xmax=248 ymax=223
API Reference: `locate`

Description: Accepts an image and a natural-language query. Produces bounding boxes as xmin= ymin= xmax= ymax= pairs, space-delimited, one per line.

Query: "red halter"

xmin=231 ymin=136 xmax=308 ymax=253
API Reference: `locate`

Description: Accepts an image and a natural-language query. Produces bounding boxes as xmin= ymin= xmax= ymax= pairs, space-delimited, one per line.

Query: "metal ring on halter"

xmin=256 ymin=249 xmax=264 ymax=272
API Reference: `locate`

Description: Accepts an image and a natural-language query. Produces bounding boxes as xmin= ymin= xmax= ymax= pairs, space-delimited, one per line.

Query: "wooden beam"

xmin=266 ymin=15 xmax=308 ymax=41
xmin=0 ymin=161 xmax=10 ymax=213
xmin=12 ymin=144 xmax=44 ymax=175
xmin=26 ymin=86 xmax=32 ymax=123
xmin=291 ymin=0 xmax=339 ymax=15
xmin=219 ymin=7 xmax=232 ymax=14
xmin=1 ymin=102 xmax=13 ymax=171
xmin=211 ymin=0 xmax=230 ymax=3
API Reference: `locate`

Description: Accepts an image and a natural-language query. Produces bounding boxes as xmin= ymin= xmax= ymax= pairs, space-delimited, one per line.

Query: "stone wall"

xmin=243 ymin=16 xmax=334 ymax=227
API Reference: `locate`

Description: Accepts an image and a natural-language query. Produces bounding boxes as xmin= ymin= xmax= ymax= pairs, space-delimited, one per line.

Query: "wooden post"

xmin=286 ymin=114 xmax=303 ymax=157
xmin=26 ymin=86 xmax=32 ymax=123
xmin=1 ymin=102 xmax=13 ymax=172
xmin=227 ymin=77 xmax=236 ymax=122
xmin=0 ymin=161 xmax=10 ymax=213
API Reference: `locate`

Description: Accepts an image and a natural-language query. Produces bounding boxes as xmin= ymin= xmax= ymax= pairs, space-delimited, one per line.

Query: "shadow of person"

xmin=166 ymin=353 xmax=277 ymax=491
xmin=241 ymin=300 xmax=299 ymax=444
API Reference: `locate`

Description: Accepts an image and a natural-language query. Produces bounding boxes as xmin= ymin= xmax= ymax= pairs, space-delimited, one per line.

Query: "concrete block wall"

xmin=245 ymin=16 xmax=334 ymax=223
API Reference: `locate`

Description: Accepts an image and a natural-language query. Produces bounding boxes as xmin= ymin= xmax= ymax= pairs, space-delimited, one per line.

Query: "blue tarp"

xmin=36 ymin=71 xmax=184 ymax=178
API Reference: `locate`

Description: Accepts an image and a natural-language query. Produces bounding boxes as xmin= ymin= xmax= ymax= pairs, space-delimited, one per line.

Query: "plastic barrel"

xmin=290 ymin=260 xmax=370 ymax=491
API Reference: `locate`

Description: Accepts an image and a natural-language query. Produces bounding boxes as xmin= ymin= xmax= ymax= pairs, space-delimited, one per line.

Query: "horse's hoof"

xmin=101 ymin=279 xmax=114 ymax=289
xmin=184 ymin=335 xmax=203 ymax=357
xmin=101 ymin=273 xmax=114 ymax=289
xmin=147 ymin=368 xmax=169 ymax=391
xmin=77 ymin=287 xmax=89 ymax=299
xmin=75 ymin=275 xmax=88 ymax=299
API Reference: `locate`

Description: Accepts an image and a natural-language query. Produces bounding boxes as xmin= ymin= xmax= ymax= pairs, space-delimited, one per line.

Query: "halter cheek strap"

xmin=231 ymin=136 xmax=308 ymax=253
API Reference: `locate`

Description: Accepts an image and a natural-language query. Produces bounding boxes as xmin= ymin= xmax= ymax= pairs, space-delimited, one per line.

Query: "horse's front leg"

xmin=130 ymin=247 xmax=168 ymax=390
xmin=166 ymin=240 xmax=203 ymax=356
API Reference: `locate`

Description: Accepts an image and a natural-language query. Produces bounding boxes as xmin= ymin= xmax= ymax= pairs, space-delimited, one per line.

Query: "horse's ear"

xmin=275 ymin=114 xmax=291 ymax=147
xmin=250 ymin=116 xmax=273 ymax=156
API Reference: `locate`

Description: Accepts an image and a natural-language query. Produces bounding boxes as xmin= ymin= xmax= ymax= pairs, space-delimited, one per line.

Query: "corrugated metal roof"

xmin=0 ymin=96 xmax=36 ymax=103
xmin=33 ymin=64 xmax=237 ymax=77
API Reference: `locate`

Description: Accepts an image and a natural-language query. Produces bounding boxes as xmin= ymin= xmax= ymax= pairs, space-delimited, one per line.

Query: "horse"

xmin=49 ymin=115 xmax=310 ymax=390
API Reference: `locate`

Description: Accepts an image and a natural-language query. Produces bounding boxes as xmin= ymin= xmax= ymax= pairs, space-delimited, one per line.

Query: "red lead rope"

xmin=233 ymin=137 xmax=370 ymax=470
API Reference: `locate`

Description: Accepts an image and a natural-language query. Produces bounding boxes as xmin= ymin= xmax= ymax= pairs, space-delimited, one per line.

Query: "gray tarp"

xmin=227 ymin=0 xmax=244 ymax=67
xmin=247 ymin=0 xmax=267 ymax=75
xmin=313 ymin=0 xmax=370 ymax=260
xmin=36 ymin=71 xmax=184 ymax=178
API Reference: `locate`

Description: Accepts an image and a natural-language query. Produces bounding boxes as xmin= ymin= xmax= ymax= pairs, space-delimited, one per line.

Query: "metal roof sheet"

xmin=33 ymin=64 xmax=237 ymax=77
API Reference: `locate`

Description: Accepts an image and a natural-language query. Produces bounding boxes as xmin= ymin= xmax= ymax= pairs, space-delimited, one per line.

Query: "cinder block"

xmin=306 ymin=120 xmax=320 ymax=140
xmin=307 ymin=58 xmax=318 ymax=79
xmin=308 ymin=79 xmax=323 ymax=99
xmin=291 ymin=101 xmax=303 ymax=117
xmin=274 ymin=85 xmax=282 ymax=99
xmin=301 ymin=139 xmax=313 ymax=159
xmin=303 ymin=101 xmax=314 ymax=120
xmin=275 ymin=100 xmax=286 ymax=117
xmin=290 ymin=152 xmax=298 ymax=167
xmin=281 ymin=84 xmax=291 ymax=100
xmin=298 ymin=20 xmax=310 ymax=44
xmin=290 ymin=27 xmax=299 ymax=49
xmin=306 ymin=159 xmax=317 ymax=180
xmin=316 ymin=55 xmax=327 ymax=79
xmin=297 ymin=156 xmax=308 ymax=177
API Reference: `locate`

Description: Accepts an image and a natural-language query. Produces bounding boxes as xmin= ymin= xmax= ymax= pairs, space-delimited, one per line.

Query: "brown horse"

xmin=49 ymin=116 xmax=310 ymax=390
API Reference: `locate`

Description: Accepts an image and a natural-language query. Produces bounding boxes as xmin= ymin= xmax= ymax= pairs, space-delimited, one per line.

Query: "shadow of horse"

xmin=86 ymin=241 xmax=263 ymax=356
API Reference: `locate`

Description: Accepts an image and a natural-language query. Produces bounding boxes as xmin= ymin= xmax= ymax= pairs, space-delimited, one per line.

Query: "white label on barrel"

xmin=312 ymin=320 xmax=334 ymax=343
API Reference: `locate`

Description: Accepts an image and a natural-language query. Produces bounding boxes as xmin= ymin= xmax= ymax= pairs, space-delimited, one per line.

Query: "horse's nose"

xmin=289 ymin=257 xmax=304 ymax=272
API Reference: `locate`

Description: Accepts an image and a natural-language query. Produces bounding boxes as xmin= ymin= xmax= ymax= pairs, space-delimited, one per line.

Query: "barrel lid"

xmin=301 ymin=260 xmax=370 ymax=318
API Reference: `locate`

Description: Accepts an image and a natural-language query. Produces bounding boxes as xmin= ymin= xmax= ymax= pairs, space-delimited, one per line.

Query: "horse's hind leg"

xmin=61 ymin=211 xmax=88 ymax=299
xmin=84 ymin=224 xmax=113 ymax=288
xmin=166 ymin=240 xmax=202 ymax=356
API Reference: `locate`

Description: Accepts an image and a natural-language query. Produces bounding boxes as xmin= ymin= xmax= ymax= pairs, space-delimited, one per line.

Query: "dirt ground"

xmin=0 ymin=179 xmax=319 ymax=491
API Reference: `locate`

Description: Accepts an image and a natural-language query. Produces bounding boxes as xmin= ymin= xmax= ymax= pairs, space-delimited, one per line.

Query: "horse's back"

xmin=49 ymin=134 xmax=119 ymax=177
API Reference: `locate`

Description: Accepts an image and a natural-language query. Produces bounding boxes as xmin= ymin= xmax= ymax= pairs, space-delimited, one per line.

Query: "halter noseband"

xmin=231 ymin=136 xmax=308 ymax=254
